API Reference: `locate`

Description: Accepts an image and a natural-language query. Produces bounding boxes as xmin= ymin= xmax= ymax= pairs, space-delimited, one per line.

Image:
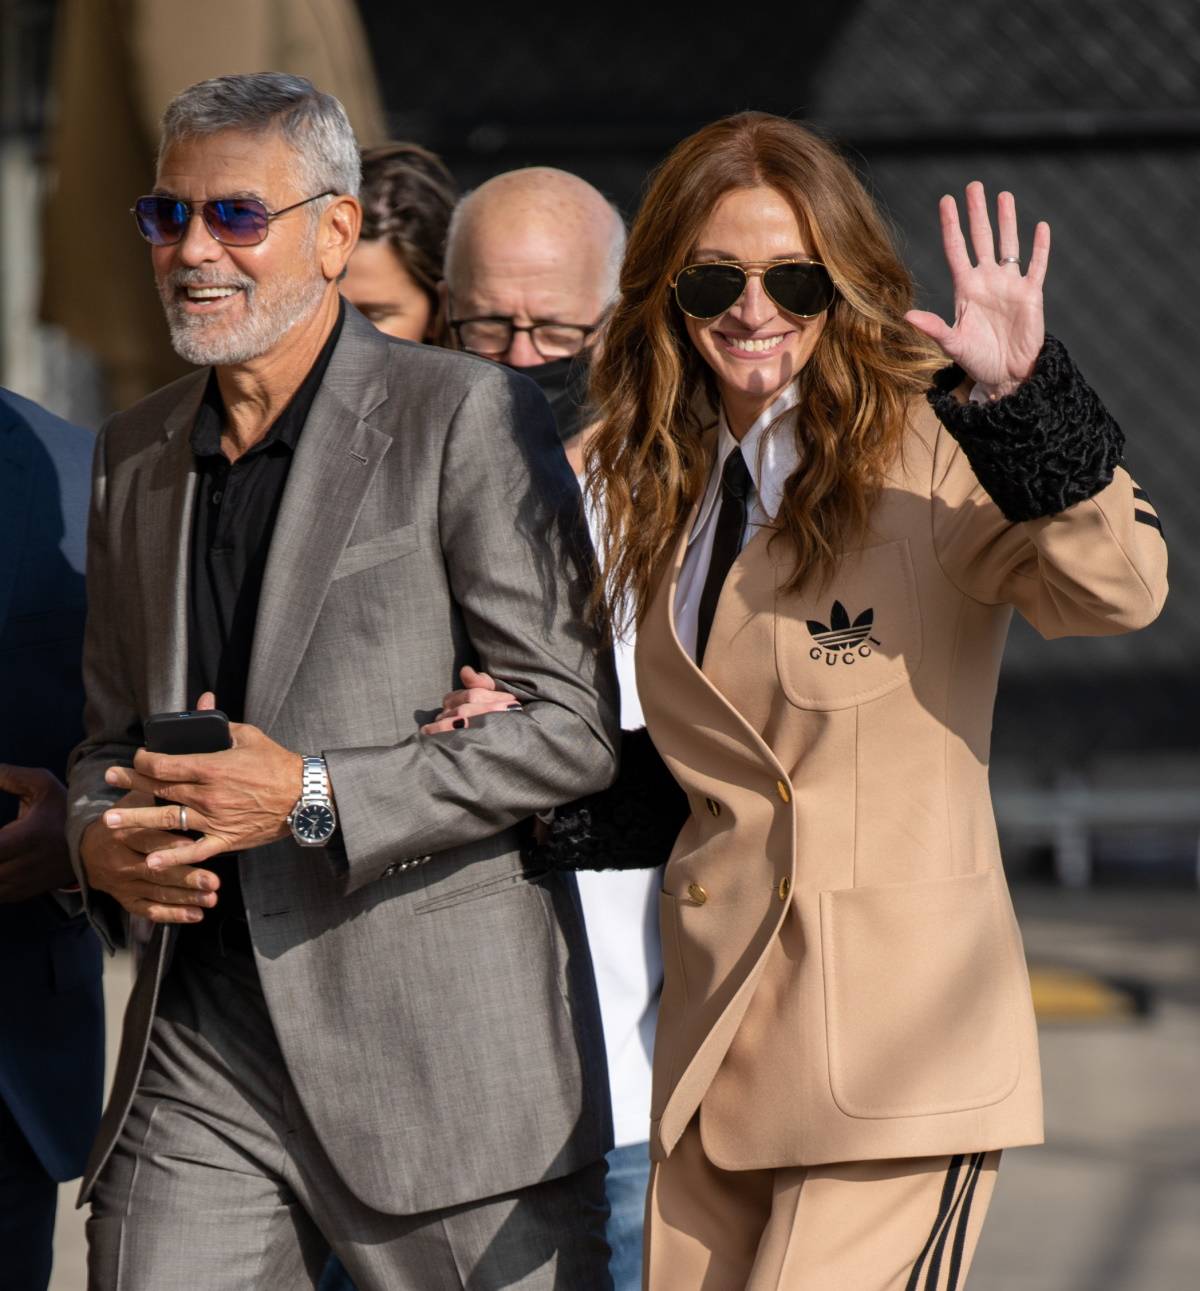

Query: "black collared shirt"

xmin=181 ymin=300 xmax=345 ymax=954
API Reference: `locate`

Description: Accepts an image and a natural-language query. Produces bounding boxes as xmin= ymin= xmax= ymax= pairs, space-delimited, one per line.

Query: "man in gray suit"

xmin=68 ymin=73 xmax=618 ymax=1290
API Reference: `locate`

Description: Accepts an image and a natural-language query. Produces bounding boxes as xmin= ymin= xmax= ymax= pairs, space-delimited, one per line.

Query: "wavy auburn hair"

xmin=586 ymin=112 xmax=943 ymax=634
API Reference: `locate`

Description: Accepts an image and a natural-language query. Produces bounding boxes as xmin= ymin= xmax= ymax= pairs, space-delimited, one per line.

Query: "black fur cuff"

xmin=530 ymin=727 xmax=688 ymax=872
xmin=927 ymin=335 xmax=1125 ymax=522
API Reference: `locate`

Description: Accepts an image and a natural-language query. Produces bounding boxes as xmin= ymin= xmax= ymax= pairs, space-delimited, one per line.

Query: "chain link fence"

xmin=802 ymin=1 xmax=1200 ymax=767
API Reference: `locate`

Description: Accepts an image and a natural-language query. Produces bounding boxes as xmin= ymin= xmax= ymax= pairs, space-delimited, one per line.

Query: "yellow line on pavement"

xmin=1030 ymin=966 xmax=1148 ymax=1021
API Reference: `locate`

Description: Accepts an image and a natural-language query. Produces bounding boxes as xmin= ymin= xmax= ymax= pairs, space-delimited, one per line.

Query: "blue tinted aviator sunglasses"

xmin=131 ymin=190 xmax=336 ymax=247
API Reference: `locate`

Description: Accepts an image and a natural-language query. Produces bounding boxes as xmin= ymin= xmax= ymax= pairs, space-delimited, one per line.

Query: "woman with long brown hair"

xmin=340 ymin=141 xmax=457 ymax=343
xmin=435 ymin=112 xmax=1166 ymax=1288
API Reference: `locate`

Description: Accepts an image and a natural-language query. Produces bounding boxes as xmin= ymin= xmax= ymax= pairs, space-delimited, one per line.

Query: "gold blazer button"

xmin=776 ymin=779 xmax=791 ymax=804
xmin=687 ymin=882 xmax=709 ymax=905
xmin=778 ymin=876 xmax=792 ymax=901
xmin=705 ymin=797 xmax=721 ymax=817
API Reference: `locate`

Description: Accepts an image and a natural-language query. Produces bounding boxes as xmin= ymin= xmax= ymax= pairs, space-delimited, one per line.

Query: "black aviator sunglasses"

xmin=131 ymin=191 xmax=337 ymax=247
xmin=672 ymin=258 xmax=837 ymax=320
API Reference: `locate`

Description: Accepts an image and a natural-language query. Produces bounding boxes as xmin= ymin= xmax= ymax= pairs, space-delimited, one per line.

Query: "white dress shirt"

xmin=675 ymin=382 xmax=803 ymax=661
xmin=574 ymin=485 xmax=662 ymax=1148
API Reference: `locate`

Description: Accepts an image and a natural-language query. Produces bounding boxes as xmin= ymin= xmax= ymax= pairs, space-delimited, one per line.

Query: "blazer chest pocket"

xmin=774 ymin=538 xmax=921 ymax=711
xmin=331 ymin=523 xmax=420 ymax=580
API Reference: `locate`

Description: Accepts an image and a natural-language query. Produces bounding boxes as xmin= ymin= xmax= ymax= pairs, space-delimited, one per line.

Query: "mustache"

xmin=162 ymin=268 xmax=256 ymax=292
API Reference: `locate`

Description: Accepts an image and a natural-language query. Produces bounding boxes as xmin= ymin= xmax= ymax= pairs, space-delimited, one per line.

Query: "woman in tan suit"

xmin=436 ymin=112 xmax=1167 ymax=1289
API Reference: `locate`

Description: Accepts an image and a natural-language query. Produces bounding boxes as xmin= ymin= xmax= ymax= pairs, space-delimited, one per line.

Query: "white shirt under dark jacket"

xmin=575 ymin=486 xmax=662 ymax=1149
xmin=579 ymin=378 xmax=806 ymax=1141
xmin=675 ymin=382 xmax=803 ymax=661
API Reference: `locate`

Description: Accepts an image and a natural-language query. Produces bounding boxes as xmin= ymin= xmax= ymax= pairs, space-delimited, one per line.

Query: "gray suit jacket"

xmin=67 ymin=305 xmax=620 ymax=1213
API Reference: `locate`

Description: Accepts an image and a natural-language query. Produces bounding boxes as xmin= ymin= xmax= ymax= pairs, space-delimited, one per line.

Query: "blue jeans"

xmin=319 ymin=1146 xmax=646 ymax=1291
xmin=605 ymin=1141 xmax=650 ymax=1291
xmin=317 ymin=1252 xmax=353 ymax=1291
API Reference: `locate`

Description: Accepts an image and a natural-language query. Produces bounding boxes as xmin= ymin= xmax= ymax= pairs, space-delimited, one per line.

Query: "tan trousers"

xmin=645 ymin=1118 xmax=1000 ymax=1291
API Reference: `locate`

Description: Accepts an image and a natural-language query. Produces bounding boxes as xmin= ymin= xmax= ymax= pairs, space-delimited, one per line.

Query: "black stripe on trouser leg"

xmin=904 ymin=1155 xmax=964 ymax=1291
xmin=946 ymin=1152 xmax=987 ymax=1291
xmin=925 ymin=1153 xmax=984 ymax=1291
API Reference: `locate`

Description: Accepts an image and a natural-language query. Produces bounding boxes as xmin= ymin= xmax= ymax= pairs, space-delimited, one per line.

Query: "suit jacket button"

xmin=778 ymin=876 xmax=791 ymax=901
xmin=687 ymin=882 xmax=708 ymax=905
xmin=776 ymin=779 xmax=791 ymax=804
xmin=705 ymin=797 xmax=721 ymax=817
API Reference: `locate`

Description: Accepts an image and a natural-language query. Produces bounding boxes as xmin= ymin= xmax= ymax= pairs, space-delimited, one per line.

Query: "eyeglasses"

xmin=671 ymin=259 xmax=836 ymax=320
xmin=131 ymin=191 xmax=337 ymax=247
xmin=450 ymin=317 xmax=598 ymax=360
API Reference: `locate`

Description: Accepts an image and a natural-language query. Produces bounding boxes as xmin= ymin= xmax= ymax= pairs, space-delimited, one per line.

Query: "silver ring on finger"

xmin=999 ymin=256 xmax=1020 ymax=266
xmin=178 ymin=805 xmax=189 ymax=832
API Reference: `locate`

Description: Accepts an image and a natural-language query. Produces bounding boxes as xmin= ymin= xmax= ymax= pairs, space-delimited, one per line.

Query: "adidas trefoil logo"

xmin=806 ymin=600 xmax=881 ymax=666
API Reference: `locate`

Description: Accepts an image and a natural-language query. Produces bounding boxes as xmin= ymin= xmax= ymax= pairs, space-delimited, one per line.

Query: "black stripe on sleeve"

xmin=1135 ymin=509 xmax=1164 ymax=534
xmin=1133 ymin=487 xmax=1151 ymax=503
xmin=905 ymin=1156 xmax=964 ymax=1291
xmin=946 ymin=1152 xmax=987 ymax=1291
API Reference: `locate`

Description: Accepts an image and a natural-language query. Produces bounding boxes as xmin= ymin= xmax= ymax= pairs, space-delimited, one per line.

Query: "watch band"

xmin=301 ymin=755 xmax=330 ymax=802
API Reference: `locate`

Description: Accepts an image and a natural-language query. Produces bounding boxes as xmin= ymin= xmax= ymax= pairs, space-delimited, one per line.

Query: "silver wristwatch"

xmin=287 ymin=756 xmax=338 ymax=847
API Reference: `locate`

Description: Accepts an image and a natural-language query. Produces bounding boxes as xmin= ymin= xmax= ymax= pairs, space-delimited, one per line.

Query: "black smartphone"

xmin=142 ymin=711 xmax=232 ymax=838
xmin=144 ymin=709 xmax=232 ymax=756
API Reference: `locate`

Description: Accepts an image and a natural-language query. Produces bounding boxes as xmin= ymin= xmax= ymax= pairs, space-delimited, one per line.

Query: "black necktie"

xmin=695 ymin=445 xmax=753 ymax=665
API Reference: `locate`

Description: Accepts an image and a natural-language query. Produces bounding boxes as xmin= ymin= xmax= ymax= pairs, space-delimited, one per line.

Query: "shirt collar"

xmin=688 ymin=380 xmax=803 ymax=545
xmin=190 ymin=297 xmax=346 ymax=461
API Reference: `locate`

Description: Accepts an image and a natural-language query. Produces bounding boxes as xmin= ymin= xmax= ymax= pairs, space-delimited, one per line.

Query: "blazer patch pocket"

xmin=774 ymin=539 xmax=922 ymax=710
xmin=819 ymin=869 xmax=1022 ymax=1119
xmin=331 ymin=523 xmax=420 ymax=580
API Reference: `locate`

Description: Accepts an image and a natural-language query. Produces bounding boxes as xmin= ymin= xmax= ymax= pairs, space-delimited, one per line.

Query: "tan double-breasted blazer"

xmin=637 ymin=398 xmax=1167 ymax=1170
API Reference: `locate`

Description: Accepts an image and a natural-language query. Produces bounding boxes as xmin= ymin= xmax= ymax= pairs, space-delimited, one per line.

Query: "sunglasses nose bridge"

xmin=173 ymin=205 xmax=226 ymax=261
xmin=728 ymin=269 xmax=775 ymax=326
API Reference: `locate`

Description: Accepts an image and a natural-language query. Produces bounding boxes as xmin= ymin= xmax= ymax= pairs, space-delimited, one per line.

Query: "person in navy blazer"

xmin=0 ymin=387 xmax=104 ymax=1291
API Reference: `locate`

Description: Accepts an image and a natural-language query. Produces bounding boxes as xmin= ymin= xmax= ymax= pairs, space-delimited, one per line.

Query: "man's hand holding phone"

xmin=100 ymin=691 xmax=305 ymax=883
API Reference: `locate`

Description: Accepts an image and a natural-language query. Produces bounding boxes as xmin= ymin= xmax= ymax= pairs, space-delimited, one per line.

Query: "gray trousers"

xmin=86 ymin=943 xmax=611 ymax=1291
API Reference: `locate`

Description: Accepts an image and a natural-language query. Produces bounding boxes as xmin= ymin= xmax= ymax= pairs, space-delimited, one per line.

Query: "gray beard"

xmin=159 ymin=266 xmax=328 ymax=367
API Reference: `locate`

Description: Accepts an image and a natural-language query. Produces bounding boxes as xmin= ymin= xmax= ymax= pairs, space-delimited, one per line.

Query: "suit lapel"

xmin=137 ymin=375 xmax=206 ymax=714
xmin=244 ymin=310 xmax=392 ymax=735
xmin=637 ymin=500 xmax=786 ymax=780
xmin=0 ymin=409 xmax=34 ymax=632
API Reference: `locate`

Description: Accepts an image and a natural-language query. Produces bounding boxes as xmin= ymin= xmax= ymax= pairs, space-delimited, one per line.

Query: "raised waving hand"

xmin=906 ymin=181 xmax=1049 ymax=400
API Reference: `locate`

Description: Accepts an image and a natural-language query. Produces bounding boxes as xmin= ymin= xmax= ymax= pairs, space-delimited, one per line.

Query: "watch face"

xmin=294 ymin=803 xmax=336 ymax=843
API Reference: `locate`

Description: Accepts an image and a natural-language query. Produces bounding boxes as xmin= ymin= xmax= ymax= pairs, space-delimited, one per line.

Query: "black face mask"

xmin=516 ymin=352 xmax=591 ymax=445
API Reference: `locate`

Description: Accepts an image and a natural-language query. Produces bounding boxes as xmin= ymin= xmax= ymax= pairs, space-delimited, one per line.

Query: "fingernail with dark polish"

xmin=452 ymin=718 xmax=466 ymax=729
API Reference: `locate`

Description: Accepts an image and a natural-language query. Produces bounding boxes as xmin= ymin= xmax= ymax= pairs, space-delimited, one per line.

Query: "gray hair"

xmin=158 ymin=72 xmax=361 ymax=198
